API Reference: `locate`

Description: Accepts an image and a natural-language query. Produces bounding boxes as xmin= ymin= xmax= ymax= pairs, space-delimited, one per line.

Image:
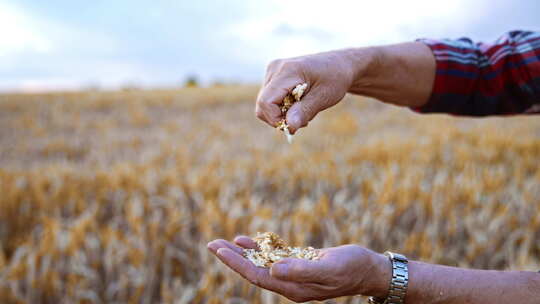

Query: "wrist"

xmin=345 ymin=42 xmax=435 ymax=108
xmin=359 ymin=252 xmax=392 ymax=298
xmin=344 ymin=46 xmax=383 ymax=94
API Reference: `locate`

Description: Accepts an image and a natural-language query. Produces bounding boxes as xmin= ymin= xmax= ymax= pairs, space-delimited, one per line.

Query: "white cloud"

xmin=0 ymin=2 xmax=138 ymax=91
xmin=224 ymin=0 xmax=487 ymax=62
xmin=0 ymin=3 xmax=53 ymax=55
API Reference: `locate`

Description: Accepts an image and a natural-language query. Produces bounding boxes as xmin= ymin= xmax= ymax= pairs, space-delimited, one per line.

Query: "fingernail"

xmin=271 ymin=263 xmax=288 ymax=278
xmin=216 ymin=248 xmax=227 ymax=257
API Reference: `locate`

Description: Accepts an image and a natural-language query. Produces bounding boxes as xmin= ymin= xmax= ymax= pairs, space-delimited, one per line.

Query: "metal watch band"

xmin=368 ymin=251 xmax=409 ymax=304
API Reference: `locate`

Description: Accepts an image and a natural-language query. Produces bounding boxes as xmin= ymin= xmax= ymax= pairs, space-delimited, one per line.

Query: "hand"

xmin=255 ymin=49 xmax=373 ymax=134
xmin=255 ymin=43 xmax=436 ymax=134
xmin=207 ymin=236 xmax=390 ymax=303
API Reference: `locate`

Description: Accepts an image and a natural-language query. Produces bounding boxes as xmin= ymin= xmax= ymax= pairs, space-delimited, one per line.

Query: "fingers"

xmin=285 ymin=87 xmax=343 ymax=134
xmin=270 ymin=258 xmax=329 ymax=283
xmin=209 ymin=241 xmax=328 ymax=302
xmin=255 ymin=78 xmax=304 ymax=128
xmin=211 ymin=237 xmax=327 ymax=284
xmin=255 ymin=100 xmax=282 ymax=127
xmin=214 ymin=248 xmax=298 ymax=295
xmin=207 ymin=239 xmax=244 ymax=255
xmin=285 ymin=94 xmax=319 ymax=134
xmin=233 ymin=235 xmax=258 ymax=250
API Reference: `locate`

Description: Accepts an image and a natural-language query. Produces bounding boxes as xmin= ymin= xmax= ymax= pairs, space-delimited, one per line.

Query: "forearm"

xmin=345 ymin=42 xmax=436 ymax=108
xmin=371 ymin=257 xmax=540 ymax=304
xmin=410 ymin=261 xmax=540 ymax=303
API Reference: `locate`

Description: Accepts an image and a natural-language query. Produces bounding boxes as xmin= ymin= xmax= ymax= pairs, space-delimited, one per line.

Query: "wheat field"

xmin=0 ymin=86 xmax=539 ymax=303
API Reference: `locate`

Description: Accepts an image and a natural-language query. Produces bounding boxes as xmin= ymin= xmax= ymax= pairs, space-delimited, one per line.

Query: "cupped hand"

xmin=207 ymin=236 xmax=390 ymax=303
xmin=255 ymin=50 xmax=358 ymax=134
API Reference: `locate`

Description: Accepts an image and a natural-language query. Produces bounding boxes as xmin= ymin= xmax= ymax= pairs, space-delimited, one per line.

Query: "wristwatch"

xmin=368 ymin=251 xmax=409 ymax=304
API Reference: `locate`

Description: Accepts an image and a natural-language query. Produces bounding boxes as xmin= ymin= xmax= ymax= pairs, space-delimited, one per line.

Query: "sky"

xmin=1 ymin=0 xmax=540 ymax=92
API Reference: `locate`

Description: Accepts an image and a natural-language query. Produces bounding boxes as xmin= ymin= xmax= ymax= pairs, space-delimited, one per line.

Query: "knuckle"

xmin=257 ymin=90 xmax=275 ymax=106
xmin=279 ymin=60 xmax=300 ymax=72
xmin=267 ymin=59 xmax=283 ymax=71
xmin=255 ymin=107 xmax=264 ymax=119
xmin=260 ymin=97 xmax=274 ymax=106
xmin=269 ymin=58 xmax=304 ymax=75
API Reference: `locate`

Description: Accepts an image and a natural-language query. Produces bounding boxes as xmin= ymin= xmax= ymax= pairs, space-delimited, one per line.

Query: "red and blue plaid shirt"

xmin=415 ymin=31 xmax=540 ymax=116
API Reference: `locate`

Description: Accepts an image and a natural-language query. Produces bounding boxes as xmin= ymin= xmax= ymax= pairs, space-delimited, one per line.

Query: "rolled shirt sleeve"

xmin=415 ymin=31 xmax=540 ymax=116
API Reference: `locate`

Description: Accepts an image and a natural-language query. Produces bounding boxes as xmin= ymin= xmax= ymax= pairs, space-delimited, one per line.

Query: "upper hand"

xmin=255 ymin=50 xmax=357 ymax=134
xmin=207 ymin=236 xmax=390 ymax=303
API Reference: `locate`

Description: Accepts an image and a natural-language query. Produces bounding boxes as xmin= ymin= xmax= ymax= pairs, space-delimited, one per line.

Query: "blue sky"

xmin=1 ymin=0 xmax=539 ymax=92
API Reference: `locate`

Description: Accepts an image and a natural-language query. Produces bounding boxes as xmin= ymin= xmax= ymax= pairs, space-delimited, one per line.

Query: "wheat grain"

xmin=276 ymin=83 xmax=308 ymax=143
xmin=243 ymin=232 xmax=319 ymax=267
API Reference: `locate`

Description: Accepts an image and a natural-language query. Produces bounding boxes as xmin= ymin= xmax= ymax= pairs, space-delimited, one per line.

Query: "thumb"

xmin=270 ymin=258 xmax=323 ymax=283
xmin=285 ymin=94 xmax=321 ymax=134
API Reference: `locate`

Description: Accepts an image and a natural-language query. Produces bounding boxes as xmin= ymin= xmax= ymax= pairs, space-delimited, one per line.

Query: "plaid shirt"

xmin=415 ymin=31 xmax=540 ymax=116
